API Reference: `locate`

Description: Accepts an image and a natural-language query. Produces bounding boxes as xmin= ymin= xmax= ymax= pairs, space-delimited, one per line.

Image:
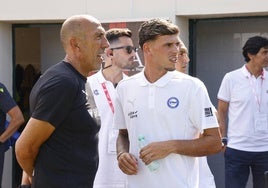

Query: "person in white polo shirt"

xmin=114 ymin=18 xmax=222 ymax=188
xmin=87 ymin=28 xmax=139 ymax=188
xmin=217 ymin=36 xmax=268 ymax=188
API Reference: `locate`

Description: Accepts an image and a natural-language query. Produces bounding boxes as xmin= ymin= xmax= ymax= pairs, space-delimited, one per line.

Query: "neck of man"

xmin=246 ymin=62 xmax=263 ymax=78
xmin=144 ymin=66 xmax=167 ymax=83
xmin=102 ymin=64 xmax=123 ymax=86
xmin=64 ymin=56 xmax=88 ymax=77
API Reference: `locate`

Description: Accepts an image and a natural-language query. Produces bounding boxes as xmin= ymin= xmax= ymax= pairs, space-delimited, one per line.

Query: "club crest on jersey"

xmin=167 ymin=97 xmax=179 ymax=108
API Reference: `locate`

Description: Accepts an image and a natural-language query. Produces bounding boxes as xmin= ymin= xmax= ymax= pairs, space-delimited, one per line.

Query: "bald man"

xmin=15 ymin=15 xmax=109 ymax=188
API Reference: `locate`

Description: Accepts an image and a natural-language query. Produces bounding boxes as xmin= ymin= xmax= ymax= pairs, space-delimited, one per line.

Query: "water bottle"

xmin=138 ymin=135 xmax=160 ymax=172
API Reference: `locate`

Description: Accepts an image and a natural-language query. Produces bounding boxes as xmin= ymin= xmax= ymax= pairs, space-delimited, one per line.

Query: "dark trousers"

xmin=225 ymin=147 xmax=268 ymax=188
xmin=0 ymin=143 xmax=5 ymax=188
xmin=265 ymin=171 xmax=268 ymax=188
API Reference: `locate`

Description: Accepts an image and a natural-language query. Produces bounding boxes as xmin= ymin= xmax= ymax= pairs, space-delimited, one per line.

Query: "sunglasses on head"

xmin=111 ymin=46 xmax=138 ymax=54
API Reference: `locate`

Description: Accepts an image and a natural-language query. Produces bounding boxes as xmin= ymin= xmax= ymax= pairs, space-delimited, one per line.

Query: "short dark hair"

xmin=138 ymin=18 xmax=179 ymax=49
xmin=242 ymin=36 xmax=268 ymax=62
xmin=105 ymin=28 xmax=132 ymax=43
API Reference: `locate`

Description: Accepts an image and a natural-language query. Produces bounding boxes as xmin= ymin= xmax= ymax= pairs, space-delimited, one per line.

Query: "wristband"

xmin=221 ymin=137 xmax=228 ymax=146
xmin=117 ymin=151 xmax=126 ymax=160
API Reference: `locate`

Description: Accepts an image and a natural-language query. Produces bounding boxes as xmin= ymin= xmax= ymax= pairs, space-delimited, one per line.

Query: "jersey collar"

xmin=95 ymin=70 xmax=128 ymax=84
xmin=139 ymin=70 xmax=175 ymax=87
xmin=242 ymin=64 xmax=266 ymax=80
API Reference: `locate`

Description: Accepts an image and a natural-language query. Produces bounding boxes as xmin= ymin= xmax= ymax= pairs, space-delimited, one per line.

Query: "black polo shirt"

xmin=30 ymin=61 xmax=100 ymax=188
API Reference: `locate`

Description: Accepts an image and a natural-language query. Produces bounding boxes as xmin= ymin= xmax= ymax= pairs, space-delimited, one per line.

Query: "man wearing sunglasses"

xmin=87 ymin=28 xmax=139 ymax=188
xmin=111 ymin=45 xmax=138 ymax=55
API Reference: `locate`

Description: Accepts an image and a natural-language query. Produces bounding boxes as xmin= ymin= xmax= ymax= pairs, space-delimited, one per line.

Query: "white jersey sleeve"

xmin=217 ymin=73 xmax=231 ymax=102
xmin=189 ymin=79 xmax=218 ymax=131
xmin=113 ymin=89 xmax=127 ymax=130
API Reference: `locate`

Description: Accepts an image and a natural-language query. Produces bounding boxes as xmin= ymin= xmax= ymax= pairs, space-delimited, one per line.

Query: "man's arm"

xmin=171 ymin=127 xmax=221 ymax=156
xmin=117 ymin=129 xmax=130 ymax=156
xmin=15 ymin=118 xmax=55 ymax=177
xmin=116 ymin=129 xmax=138 ymax=175
xmin=0 ymin=106 xmax=24 ymax=143
xmin=217 ymin=99 xmax=229 ymax=138
xmin=139 ymin=127 xmax=222 ymax=165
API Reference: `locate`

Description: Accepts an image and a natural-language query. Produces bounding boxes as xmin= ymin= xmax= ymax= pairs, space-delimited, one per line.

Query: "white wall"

xmin=176 ymin=0 xmax=268 ymax=17
xmin=0 ymin=0 xmax=177 ymax=23
xmin=176 ymin=17 xmax=189 ymax=48
xmin=1 ymin=0 xmax=268 ymax=22
xmin=0 ymin=23 xmax=13 ymax=188
xmin=0 ymin=0 xmax=86 ymax=21
xmin=0 ymin=23 xmax=13 ymax=92
xmin=40 ymin=26 xmax=65 ymax=73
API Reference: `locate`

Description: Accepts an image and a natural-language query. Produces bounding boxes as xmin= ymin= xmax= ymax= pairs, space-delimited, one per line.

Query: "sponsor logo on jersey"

xmin=204 ymin=107 xmax=213 ymax=117
xmin=128 ymin=111 xmax=138 ymax=119
xmin=127 ymin=98 xmax=136 ymax=108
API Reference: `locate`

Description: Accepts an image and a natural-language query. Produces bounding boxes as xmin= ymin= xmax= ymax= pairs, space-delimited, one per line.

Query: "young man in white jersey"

xmin=114 ymin=18 xmax=222 ymax=188
xmin=87 ymin=28 xmax=139 ymax=188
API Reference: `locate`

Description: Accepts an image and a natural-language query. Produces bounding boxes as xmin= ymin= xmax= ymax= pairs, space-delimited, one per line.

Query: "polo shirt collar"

xmin=95 ymin=70 xmax=106 ymax=84
xmin=95 ymin=70 xmax=128 ymax=84
xmin=263 ymin=69 xmax=267 ymax=79
xmin=138 ymin=70 xmax=175 ymax=87
xmin=242 ymin=64 xmax=266 ymax=80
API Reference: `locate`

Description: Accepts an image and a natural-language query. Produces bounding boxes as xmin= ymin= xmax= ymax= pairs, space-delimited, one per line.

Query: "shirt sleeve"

xmin=217 ymin=73 xmax=231 ymax=102
xmin=31 ymin=75 xmax=77 ymax=128
xmin=113 ymin=87 xmax=126 ymax=130
xmin=189 ymin=79 xmax=218 ymax=131
xmin=0 ymin=83 xmax=17 ymax=113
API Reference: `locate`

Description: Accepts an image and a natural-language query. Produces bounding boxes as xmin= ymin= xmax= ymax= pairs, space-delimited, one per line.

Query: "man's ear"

xmin=70 ymin=38 xmax=80 ymax=50
xmin=143 ymin=43 xmax=150 ymax=54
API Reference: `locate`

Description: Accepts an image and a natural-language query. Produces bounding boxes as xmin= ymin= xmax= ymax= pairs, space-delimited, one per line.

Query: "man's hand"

xmin=117 ymin=152 xmax=138 ymax=175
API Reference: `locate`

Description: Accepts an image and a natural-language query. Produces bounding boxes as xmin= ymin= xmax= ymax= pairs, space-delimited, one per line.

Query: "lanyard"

xmin=248 ymin=74 xmax=263 ymax=112
xmin=101 ymin=83 xmax=114 ymax=114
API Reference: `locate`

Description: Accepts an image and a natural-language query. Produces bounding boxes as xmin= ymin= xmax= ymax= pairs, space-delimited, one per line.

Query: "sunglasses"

xmin=111 ymin=46 xmax=138 ymax=54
